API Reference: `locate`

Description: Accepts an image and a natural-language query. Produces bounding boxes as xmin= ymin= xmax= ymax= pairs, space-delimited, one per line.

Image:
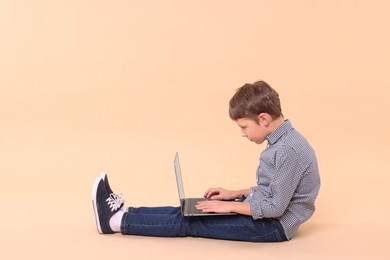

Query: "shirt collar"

xmin=266 ymin=119 xmax=293 ymax=145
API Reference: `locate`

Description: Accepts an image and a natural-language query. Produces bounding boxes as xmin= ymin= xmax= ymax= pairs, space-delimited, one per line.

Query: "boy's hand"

xmin=195 ymin=200 xmax=234 ymax=213
xmin=203 ymin=187 xmax=235 ymax=200
xmin=196 ymin=200 xmax=251 ymax=215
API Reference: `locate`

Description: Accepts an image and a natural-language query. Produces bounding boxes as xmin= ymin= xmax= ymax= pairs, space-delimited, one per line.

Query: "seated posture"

xmin=92 ymin=80 xmax=320 ymax=242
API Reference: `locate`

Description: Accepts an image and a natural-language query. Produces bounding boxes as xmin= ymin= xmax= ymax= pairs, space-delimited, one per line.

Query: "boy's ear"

xmin=257 ymin=113 xmax=271 ymax=126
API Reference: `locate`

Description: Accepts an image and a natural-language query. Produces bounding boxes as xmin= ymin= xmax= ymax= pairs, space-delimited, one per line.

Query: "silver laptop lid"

xmin=174 ymin=152 xmax=185 ymax=203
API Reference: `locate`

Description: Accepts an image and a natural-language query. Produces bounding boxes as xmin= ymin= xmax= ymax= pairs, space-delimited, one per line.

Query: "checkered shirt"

xmin=245 ymin=120 xmax=320 ymax=240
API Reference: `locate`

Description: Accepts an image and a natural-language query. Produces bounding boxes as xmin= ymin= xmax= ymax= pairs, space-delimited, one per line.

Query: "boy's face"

xmin=235 ymin=117 xmax=268 ymax=144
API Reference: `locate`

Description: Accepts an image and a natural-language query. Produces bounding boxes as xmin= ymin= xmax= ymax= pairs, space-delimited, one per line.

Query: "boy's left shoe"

xmin=92 ymin=177 xmax=125 ymax=234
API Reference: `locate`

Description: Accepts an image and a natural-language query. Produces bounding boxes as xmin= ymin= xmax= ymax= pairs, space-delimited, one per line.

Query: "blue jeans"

xmin=120 ymin=206 xmax=287 ymax=242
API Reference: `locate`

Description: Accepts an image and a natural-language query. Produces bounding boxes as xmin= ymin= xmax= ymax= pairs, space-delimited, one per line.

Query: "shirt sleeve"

xmin=249 ymin=145 xmax=302 ymax=219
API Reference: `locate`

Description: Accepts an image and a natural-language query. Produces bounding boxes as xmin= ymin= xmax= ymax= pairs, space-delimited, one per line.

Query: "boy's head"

xmin=229 ymin=80 xmax=283 ymax=122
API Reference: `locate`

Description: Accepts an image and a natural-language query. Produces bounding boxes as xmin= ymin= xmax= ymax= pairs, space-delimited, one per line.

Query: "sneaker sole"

xmin=92 ymin=176 xmax=103 ymax=234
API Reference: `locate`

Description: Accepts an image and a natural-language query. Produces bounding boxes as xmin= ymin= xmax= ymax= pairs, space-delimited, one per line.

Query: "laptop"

xmin=174 ymin=152 xmax=236 ymax=216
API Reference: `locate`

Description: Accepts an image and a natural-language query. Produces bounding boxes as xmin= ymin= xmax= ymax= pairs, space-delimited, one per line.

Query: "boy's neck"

xmin=268 ymin=116 xmax=285 ymax=134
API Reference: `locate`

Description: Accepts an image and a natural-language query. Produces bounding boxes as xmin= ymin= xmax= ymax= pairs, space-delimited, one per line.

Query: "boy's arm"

xmin=250 ymin=146 xmax=302 ymax=219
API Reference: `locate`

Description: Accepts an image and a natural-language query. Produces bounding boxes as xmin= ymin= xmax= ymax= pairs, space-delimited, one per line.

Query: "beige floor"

xmin=1 ymin=1 xmax=390 ymax=259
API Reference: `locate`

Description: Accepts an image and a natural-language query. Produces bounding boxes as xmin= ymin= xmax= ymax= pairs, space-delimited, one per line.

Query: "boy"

xmin=92 ymin=80 xmax=320 ymax=242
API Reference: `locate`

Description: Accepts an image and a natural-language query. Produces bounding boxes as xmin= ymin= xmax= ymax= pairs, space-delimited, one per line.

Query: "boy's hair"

xmin=229 ymin=80 xmax=283 ymax=121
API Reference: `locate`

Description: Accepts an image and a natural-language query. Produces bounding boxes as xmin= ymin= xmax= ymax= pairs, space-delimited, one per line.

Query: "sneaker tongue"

xmin=106 ymin=193 xmax=125 ymax=211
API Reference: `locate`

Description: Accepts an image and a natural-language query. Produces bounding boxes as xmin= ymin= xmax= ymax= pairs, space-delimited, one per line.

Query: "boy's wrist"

xmin=232 ymin=189 xmax=251 ymax=199
xmin=229 ymin=201 xmax=251 ymax=215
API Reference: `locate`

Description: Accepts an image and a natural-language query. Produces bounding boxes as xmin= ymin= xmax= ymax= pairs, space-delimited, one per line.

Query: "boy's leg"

xmin=186 ymin=215 xmax=287 ymax=242
xmin=120 ymin=208 xmax=287 ymax=242
xmin=92 ymin=175 xmax=287 ymax=242
xmin=120 ymin=207 xmax=187 ymax=237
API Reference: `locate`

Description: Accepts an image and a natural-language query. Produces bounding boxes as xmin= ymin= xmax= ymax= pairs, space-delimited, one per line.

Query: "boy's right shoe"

xmin=100 ymin=172 xmax=124 ymax=210
xmin=92 ymin=177 xmax=124 ymax=234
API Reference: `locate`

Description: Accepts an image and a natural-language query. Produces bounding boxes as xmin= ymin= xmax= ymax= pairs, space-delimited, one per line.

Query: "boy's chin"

xmin=253 ymin=139 xmax=265 ymax=145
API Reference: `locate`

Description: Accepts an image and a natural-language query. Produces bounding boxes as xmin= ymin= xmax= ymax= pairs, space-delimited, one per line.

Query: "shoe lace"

xmin=106 ymin=193 xmax=124 ymax=212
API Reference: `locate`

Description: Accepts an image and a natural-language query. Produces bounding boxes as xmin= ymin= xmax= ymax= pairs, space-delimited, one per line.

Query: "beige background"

xmin=1 ymin=1 xmax=389 ymax=259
